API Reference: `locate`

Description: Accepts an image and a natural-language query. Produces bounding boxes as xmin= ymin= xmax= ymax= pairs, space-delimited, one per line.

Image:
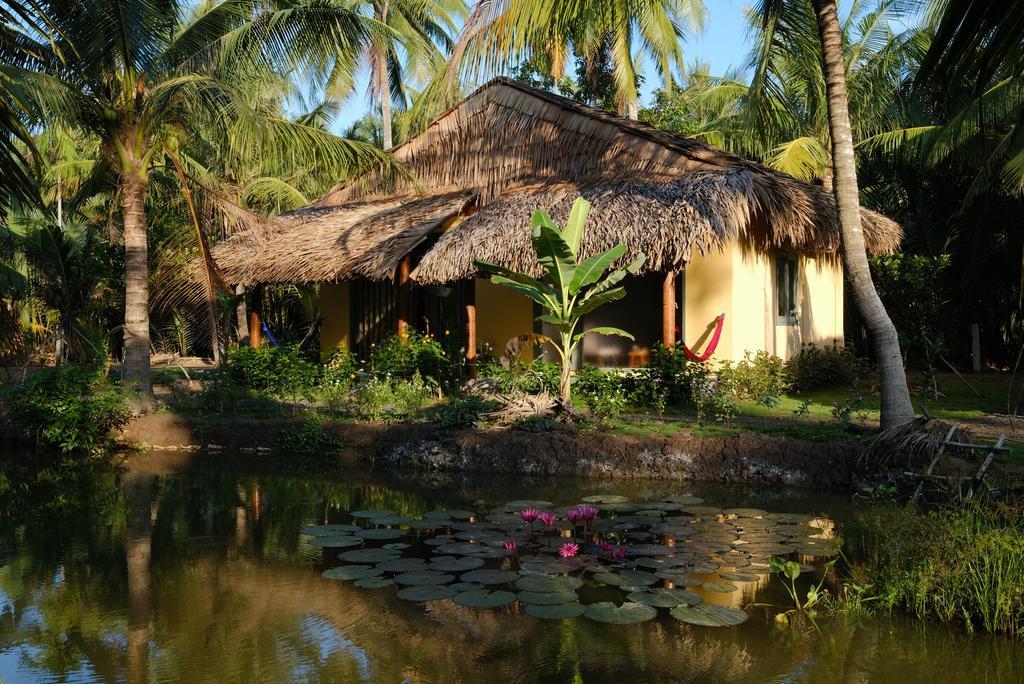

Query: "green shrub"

xmin=220 ymin=344 xmax=323 ymax=398
xmin=784 ymin=344 xmax=869 ymax=391
xmin=277 ymin=420 xmax=344 ymax=469
xmin=437 ymin=394 xmax=500 ymax=428
xmin=2 ymin=366 xmax=131 ymax=453
xmin=353 ymin=372 xmax=435 ymax=422
xmin=688 ymin=363 xmax=739 ymax=423
xmin=371 ymin=332 xmax=464 ymax=390
xmin=478 ymin=357 xmax=560 ymax=395
xmin=321 ymin=347 xmax=359 ymax=401
xmin=856 ymin=505 xmax=1024 ymax=636
xmin=719 ymin=350 xmax=790 ymax=407
xmin=576 ymin=365 xmax=627 ymax=422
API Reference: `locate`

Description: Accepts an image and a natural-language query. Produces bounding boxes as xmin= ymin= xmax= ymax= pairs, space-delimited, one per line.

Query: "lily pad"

xmin=626 ymin=588 xmax=701 ymax=608
xmin=518 ymin=558 xmax=571 ymax=574
xmin=505 ymin=500 xmax=554 ymax=511
xmin=649 ymin=588 xmax=703 ymax=605
xmin=351 ymin=509 xmax=394 ymax=519
xmin=515 ymin=575 xmax=584 ymax=593
xmin=321 ymin=565 xmax=383 ymax=581
xmin=701 ymin=581 xmax=738 ymax=593
xmin=309 ymin=536 xmax=363 ymax=549
xmin=724 ymin=508 xmax=767 ymax=518
xmin=354 ymin=576 xmax=395 ymax=589
xmin=592 ymin=570 xmax=658 ymax=587
xmin=383 ymin=543 xmax=410 ymax=551
xmin=460 ymin=569 xmax=519 ymax=585
xmin=664 ymin=495 xmax=704 ymax=505
xmin=355 ymin=528 xmax=406 ymax=541
xmin=453 ymin=589 xmax=517 ymax=608
xmin=376 ymin=558 xmax=429 ymax=573
xmin=654 ymin=571 xmax=702 ymax=587
xmin=525 ymin=602 xmax=587 ymax=620
xmin=302 ymin=524 xmax=360 ymax=536
xmin=584 ymin=601 xmax=657 ymax=624
xmin=719 ymin=572 xmax=760 ymax=582
xmin=581 ymin=494 xmax=629 ymax=504
xmin=338 ymin=549 xmax=400 ymax=563
xmin=423 ymin=510 xmax=454 ymax=520
xmin=517 ymin=590 xmax=579 ymax=605
xmin=396 ymin=585 xmax=457 ymax=602
xmin=670 ymin=604 xmax=749 ymax=627
xmin=430 ymin=556 xmax=486 ymax=572
xmin=450 ymin=582 xmax=485 ymax=592
xmin=408 ymin=520 xmax=446 ymax=530
xmin=394 ymin=571 xmax=456 ymax=585
xmin=369 ymin=515 xmax=413 ymax=526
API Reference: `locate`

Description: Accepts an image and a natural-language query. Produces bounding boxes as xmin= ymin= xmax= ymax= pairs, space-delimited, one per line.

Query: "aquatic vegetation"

xmin=309 ymin=491 xmax=841 ymax=629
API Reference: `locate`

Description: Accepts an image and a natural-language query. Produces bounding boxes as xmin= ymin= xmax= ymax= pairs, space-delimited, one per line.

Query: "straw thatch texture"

xmin=411 ymin=171 xmax=901 ymax=283
xmin=213 ymin=192 xmax=474 ymax=286
xmin=213 ymin=78 xmax=902 ymax=286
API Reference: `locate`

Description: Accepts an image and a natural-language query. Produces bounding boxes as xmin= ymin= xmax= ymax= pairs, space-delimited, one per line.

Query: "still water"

xmin=1 ymin=452 xmax=1022 ymax=683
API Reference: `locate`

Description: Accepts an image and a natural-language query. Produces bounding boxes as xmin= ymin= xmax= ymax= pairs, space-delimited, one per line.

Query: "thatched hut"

xmin=213 ymin=78 xmax=901 ymax=366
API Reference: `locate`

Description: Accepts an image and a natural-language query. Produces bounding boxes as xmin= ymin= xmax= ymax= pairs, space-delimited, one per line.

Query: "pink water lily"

xmin=520 ymin=508 xmax=540 ymax=524
xmin=504 ymin=539 xmax=518 ymax=554
xmin=559 ymin=542 xmax=580 ymax=558
xmin=578 ymin=505 xmax=599 ymax=521
xmin=538 ymin=511 xmax=557 ymax=528
xmin=614 ymin=545 xmax=629 ymax=559
xmin=565 ymin=508 xmax=584 ymax=525
xmin=598 ymin=540 xmax=616 ymax=556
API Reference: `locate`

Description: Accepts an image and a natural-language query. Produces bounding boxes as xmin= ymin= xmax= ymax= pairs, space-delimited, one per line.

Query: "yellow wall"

xmin=683 ymin=242 xmax=844 ymax=363
xmin=476 ymin=277 xmax=535 ymax=360
xmin=319 ymin=282 xmax=350 ymax=360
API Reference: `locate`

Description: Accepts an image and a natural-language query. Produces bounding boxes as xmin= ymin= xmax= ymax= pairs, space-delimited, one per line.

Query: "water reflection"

xmin=0 ymin=453 xmax=1021 ymax=683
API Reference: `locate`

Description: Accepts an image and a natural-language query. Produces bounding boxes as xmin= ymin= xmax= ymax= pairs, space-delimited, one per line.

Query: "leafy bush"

xmin=478 ymin=357 xmax=560 ymax=395
xmin=719 ymin=350 xmax=790 ymax=407
xmin=321 ymin=347 xmax=359 ymax=401
xmin=353 ymin=372 xmax=435 ymax=422
xmin=686 ymin=362 xmax=739 ymax=423
xmin=277 ymin=420 xmax=344 ymax=469
xmin=784 ymin=344 xmax=869 ymax=391
xmin=220 ymin=344 xmax=323 ymax=399
xmin=856 ymin=505 xmax=1024 ymax=636
xmin=437 ymin=394 xmax=501 ymax=428
xmin=576 ymin=365 xmax=627 ymax=422
xmin=371 ymin=332 xmax=464 ymax=389
xmin=2 ymin=366 xmax=131 ymax=453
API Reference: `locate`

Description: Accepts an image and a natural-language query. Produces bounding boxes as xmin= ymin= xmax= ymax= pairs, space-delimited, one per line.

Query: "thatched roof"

xmin=214 ymin=78 xmax=902 ymax=286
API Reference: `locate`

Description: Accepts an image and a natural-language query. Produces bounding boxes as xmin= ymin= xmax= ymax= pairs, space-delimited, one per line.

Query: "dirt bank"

xmin=119 ymin=413 xmax=862 ymax=489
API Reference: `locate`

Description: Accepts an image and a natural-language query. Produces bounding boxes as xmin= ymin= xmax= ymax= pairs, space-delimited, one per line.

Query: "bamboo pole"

xmin=662 ymin=271 xmax=676 ymax=346
xmin=465 ymin=279 xmax=477 ymax=378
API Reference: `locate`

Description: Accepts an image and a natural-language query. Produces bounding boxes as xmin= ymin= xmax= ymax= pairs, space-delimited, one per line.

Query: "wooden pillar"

xmin=397 ymin=256 xmax=411 ymax=340
xmin=249 ymin=310 xmax=262 ymax=348
xmin=465 ymin=278 xmax=477 ymax=378
xmin=662 ymin=270 xmax=676 ymax=346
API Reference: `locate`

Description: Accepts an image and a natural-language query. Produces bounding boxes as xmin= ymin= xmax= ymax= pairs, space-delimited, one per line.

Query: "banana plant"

xmin=474 ymin=197 xmax=645 ymax=405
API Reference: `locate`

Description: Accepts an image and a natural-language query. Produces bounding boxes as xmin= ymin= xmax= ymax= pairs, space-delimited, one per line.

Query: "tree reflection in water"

xmin=0 ymin=455 xmax=1022 ymax=683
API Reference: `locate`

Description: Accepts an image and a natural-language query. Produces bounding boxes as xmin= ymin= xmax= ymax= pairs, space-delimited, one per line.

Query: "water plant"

xmin=769 ymin=555 xmax=837 ymax=626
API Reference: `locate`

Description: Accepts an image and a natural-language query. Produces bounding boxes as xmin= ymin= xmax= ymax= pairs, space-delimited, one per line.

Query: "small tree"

xmin=474 ymin=197 xmax=645 ymax=405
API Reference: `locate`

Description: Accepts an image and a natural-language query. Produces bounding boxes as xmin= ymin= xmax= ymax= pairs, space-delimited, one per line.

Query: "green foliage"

xmin=576 ymin=366 xmax=627 ymax=422
xmin=277 ymin=420 xmax=344 ymax=469
xmin=784 ymin=344 xmax=870 ymax=391
xmin=437 ymin=395 xmax=501 ymax=429
xmin=370 ymin=332 xmax=460 ymax=389
xmin=718 ymin=350 xmax=790 ymax=407
xmin=478 ymin=357 xmax=560 ymax=395
xmin=475 ymin=197 xmax=645 ymax=403
xmin=830 ymin=395 xmax=868 ymax=427
xmin=855 ymin=505 xmax=1024 ymax=636
xmin=220 ymin=344 xmax=323 ymax=399
xmin=321 ymin=347 xmax=359 ymax=400
xmin=871 ymin=254 xmax=952 ymax=369
xmin=2 ymin=366 xmax=131 ymax=454
xmin=353 ymin=372 xmax=434 ymax=423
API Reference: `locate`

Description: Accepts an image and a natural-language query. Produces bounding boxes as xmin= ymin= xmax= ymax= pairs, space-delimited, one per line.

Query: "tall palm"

xmin=450 ymin=0 xmax=706 ymax=119
xmin=806 ymin=0 xmax=915 ymax=428
xmin=330 ymin=0 xmax=463 ymax=150
xmin=23 ymin=0 xmax=389 ymax=397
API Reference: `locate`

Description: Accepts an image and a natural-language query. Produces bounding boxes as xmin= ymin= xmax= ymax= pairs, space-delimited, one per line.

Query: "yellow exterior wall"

xmin=319 ymin=281 xmax=350 ymax=360
xmin=684 ymin=245 xmax=734 ymax=361
xmin=684 ymin=242 xmax=844 ymax=363
xmin=476 ymin=277 xmax=535 ymax=360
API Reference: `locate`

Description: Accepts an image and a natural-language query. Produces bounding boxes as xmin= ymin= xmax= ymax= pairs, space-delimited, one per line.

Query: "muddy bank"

xmin=119 ymin=413 xmax=862 ymax=489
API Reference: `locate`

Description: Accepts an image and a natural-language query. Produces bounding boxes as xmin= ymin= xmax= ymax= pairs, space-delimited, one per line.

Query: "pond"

xmin=1 ymin=452 xmax=1022 ymax=683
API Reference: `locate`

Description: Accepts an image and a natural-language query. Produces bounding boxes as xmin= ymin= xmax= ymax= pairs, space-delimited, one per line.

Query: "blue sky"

xmin=331 ymin=0 xmax=753 ymax=131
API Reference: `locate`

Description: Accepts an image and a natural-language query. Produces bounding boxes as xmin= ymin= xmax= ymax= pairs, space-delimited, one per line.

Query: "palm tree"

xmin=808 ymin=0 xmax=915 ymax=428
xmin=450 ymin=0 xmax=707 ymax=119
xmin=21 ymin=0 xmax=390 ymax=397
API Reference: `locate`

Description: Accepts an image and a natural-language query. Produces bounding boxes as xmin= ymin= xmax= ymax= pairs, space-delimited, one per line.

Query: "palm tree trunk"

xmin=235 ymin=284 xmax=250 ymax=345
xmin=378 ymin=1 xmax=392 ymax=150
xmin=121 ymin=174 xmax=152 ymax=395
xmin=813 ymin=0 xmax=914 ymax=429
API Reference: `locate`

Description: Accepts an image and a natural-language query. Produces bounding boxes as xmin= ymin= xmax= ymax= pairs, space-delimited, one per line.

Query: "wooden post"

xmin=971 ymin=323 xmax=981 ymax=372
xmin=662 ymin=270 xmax=676 ymax=346
xmin=465 ymin=278 xmax=477 ymax=378
xmin=397 ymin=256 xmax=411 ymax=341
xmin=249 ymin=310 xmax=262 ymax=348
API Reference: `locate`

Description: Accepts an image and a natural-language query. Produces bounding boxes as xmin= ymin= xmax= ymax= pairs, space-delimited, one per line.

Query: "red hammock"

xmin=681 ymin=313 xmax=726 ymax=362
